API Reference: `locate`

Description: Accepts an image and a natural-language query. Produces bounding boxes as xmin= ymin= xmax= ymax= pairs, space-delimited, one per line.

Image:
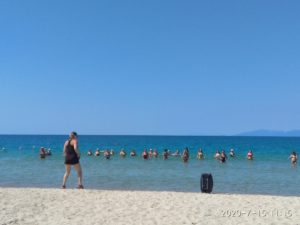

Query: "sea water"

xmin=0 ymin=135 xmax=299 ymax=196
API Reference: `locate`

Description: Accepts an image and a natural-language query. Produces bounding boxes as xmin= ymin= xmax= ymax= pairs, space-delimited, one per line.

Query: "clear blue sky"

xmin=0 ymin=0 xmax=299 ymax=135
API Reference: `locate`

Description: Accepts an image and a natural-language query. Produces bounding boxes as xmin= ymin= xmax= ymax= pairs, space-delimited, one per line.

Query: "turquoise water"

xmin=0 ymin=135 xmax=299 ymax=196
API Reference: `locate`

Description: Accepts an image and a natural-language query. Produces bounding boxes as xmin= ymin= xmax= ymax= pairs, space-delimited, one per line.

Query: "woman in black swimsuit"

xmin=219 ymin=150 xmax=227 ymax=163
xmin=62 ymin=131 xmax=84 ymax=189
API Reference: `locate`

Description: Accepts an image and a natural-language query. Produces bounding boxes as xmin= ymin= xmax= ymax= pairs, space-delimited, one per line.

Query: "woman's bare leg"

xmin=62 ymin=165 xmax=71 ymax=187
xmin=74 ymin=163 xmax=83 ymax=186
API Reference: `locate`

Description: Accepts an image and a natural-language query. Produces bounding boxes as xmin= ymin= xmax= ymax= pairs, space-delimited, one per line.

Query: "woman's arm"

xmin=73 ymin=140 xmax=80 ymax=158
xmin=63 ymin=142 xmax=67 ymax=156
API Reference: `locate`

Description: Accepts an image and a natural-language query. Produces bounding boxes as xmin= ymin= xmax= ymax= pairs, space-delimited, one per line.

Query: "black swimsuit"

xmin=220 ymin=156 xmax=226 ymax=163
xmin=64 ymin=140 xmax=79 ymax=165
xmin=143 ymin=153 xmax=148 ymax=159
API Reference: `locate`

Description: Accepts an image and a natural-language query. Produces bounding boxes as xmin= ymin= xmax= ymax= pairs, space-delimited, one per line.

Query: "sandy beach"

xmin=0 ymin=188 xmax=299 ymax=225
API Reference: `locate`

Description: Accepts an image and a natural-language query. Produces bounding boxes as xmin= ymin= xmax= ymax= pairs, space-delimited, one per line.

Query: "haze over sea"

xmin=0 ymin=135 xmax=299 ymax=196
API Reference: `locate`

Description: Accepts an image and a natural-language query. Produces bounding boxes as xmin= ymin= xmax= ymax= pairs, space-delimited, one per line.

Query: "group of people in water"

xmin=85 ymin=148 xmax=297 ymax=164
xmin=209 ymin=149 xmax=252 ymax=162
xmin=87 ymin=148 xmax=190 ymax=161
xmin=39 ymin=131 xmax=298 ymax=189
xmin=37 ymin=143 xmax=298 ymax=165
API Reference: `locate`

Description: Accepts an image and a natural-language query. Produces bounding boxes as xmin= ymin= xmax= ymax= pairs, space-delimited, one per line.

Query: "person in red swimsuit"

xmin=62 ymin=131 xmax=84 ymax=189
xmin=142 ymin=149 xmax=149 ymax=159
xmin=247 ymin=150 xmax=253 ymax=160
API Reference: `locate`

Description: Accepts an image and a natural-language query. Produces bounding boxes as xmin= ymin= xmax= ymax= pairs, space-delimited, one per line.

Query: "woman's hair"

xmin=70 ymin=131 xmax=78 ymax=139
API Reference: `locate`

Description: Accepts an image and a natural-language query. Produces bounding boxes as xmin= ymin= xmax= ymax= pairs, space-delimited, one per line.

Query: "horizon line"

xmin=0 ymin=133 xmax=300 ymax=138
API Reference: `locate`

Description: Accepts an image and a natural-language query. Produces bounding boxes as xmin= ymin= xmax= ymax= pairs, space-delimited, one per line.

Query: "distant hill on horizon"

xmin=237 ymin=129 xmax=300 ymax=137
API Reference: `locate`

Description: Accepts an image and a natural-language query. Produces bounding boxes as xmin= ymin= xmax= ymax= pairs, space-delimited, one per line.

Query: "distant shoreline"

xmin=0 ymin=134 xmax=300 ymax=138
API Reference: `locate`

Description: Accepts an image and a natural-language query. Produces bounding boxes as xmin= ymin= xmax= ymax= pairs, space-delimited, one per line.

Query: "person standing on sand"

xmin=62 ymin=131 xmax=84 ymax=189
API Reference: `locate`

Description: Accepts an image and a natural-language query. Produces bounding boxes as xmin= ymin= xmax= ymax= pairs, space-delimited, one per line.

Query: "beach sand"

xmin=0 ymin=188 xmax=299 ymax=225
